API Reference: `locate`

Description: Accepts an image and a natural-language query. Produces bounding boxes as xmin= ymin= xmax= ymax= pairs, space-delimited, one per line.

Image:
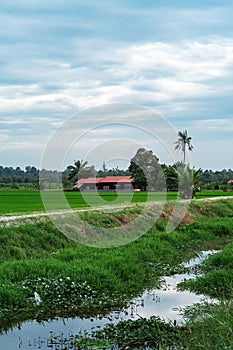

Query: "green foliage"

xmin=22 ymin=277 xmax=98 ymax=309
xmin=163 ymin=164 xmax=179 ymax=191
xmin=178 ymin=239 xmax=233 ymax=298
xmin=0 ymin=283 xmax=26 ymax=310
xmin=0 ymin=162 xmax=233 ymax=191
xmin=191 ymin=198 xmax=233 ymax=217
xmin=91 ymin=316 xmax=185 ymax=349
xmin=128 ymin=148 xmax=163 ymax=191
xmin=179 ymin=269 xmax=233 ymax=298
xmin=176 ymin=165 xmax=202 ymax=199
xmin=67 ymin=159 xmax=89 ymax=183
xmin=0 ymin=221 xmax=74 ymax=263
xmin=201 ymin=168 xmax=233 ymax=190
xmin=182 ymin=300 xmax=233 ymax=350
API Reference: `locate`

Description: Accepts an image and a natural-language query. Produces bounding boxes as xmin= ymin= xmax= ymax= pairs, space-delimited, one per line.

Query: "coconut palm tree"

xmin=174 ymin=130 xmax=194 ymax=164
xmin=67 ymin=159 xmax=88 ymax=183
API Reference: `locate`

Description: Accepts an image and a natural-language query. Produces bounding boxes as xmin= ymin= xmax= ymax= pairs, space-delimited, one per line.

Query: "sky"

xmin=0 ymin=0 xmax=233 ymax=171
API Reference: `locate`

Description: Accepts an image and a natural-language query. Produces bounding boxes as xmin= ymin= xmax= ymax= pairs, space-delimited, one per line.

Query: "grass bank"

xmin=0 ymin=199 xmax=233 ymax=349
xmin=0 ymin=198 xmax=233 ymax=342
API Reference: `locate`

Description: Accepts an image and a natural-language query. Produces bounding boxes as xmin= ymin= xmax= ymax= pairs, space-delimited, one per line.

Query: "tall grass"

xmin=178 ymin=238 xmax=233 ymax=298
xmin=182 ymin=300 xmax=233 ymax=349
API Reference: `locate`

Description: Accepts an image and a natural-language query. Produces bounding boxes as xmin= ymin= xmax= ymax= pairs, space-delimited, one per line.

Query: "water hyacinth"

xmin=22 ymin=277 xmax=98 ymax=310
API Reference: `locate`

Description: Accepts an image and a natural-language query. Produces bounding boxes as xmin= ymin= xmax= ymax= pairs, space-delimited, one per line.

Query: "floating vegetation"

xmin=90 ymin=316 xmax=186 ymax=349
xmin=23 ymin=277 xmax=98 ymax=309
xmin=18 ymin=317 xmax=186 ymax=350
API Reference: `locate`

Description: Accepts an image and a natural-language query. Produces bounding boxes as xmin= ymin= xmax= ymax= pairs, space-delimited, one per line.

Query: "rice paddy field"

xmin=0 ymin=189 xmax=232 ymax=214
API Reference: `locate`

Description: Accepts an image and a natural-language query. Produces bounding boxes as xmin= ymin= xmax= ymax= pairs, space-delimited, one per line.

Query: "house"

xmin=228 ymin=179 xmax=233 ymax=187
xmin=74 ymin=176 xmax=134 ymax=191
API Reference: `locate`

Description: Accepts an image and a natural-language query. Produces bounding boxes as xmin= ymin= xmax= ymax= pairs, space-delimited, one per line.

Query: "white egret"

xmin=34 ymin=291 xmax=42 ymax=305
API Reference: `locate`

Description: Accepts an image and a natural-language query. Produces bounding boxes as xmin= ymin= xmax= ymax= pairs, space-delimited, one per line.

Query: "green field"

xmin=0 ymin=189 xmax=232 ymax=215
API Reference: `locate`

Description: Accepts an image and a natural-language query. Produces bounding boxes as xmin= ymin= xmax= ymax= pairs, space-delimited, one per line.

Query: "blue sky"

xmin=0 ymin=0 xmax=233 ymax=170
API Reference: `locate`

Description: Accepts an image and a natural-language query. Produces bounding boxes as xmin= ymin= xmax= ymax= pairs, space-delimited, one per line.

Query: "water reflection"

xmin=0 ymin=250 xmax=217 ymax=350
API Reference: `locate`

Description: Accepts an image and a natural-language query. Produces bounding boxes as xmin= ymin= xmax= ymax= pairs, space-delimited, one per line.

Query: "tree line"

xmin=0 ymin=130 xmax=232 ymax=191
xmin=0 ymin=162 xmax=232 ymax=191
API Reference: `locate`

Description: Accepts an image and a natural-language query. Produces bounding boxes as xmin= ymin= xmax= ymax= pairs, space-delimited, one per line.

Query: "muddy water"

xmin=0 ymin=250 xmax=217 ymax=349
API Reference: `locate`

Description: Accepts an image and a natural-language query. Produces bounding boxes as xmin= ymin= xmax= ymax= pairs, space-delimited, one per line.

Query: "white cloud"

xmin=192 ymin=118 xmax=233 ymax=132
xmin=2 ymin=36 xmax=233 ymax=116
xmin=0 ymin=1 xmax=232 ymax=169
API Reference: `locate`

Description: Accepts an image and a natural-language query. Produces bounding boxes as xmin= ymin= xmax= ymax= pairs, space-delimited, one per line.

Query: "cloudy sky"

xmin=1 ymin=0 xmax=233 ymax=170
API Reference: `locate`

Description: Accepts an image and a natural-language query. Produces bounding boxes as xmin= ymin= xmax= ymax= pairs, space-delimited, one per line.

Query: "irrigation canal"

xmin=0 ymin=250 xmax=217 ymax=349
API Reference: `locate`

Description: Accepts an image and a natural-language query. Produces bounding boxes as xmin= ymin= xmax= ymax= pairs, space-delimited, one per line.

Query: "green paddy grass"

xmin=0 ymin=190 xmax=175 ymax=214
xmin=0 ymin=189 xmax=232 ymax=215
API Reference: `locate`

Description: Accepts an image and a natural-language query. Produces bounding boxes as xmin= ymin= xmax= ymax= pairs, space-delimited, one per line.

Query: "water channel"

xmin=0 ymin=250 xmax=217 ymax=349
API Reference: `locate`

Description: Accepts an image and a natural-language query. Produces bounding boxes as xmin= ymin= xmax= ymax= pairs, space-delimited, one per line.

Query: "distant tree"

xmin=96 ymin=169 xmax=105 ymax=178
xmin=79 ymin=165 xmax=96 ymax=178
xmin=129 ymin=148 xmax=161 ymax=191
xmin=96 ymin=167 xmax=130 ymax=178
xmin=174 ymin=130 xmax=194 ymax=164
xmin=25 ymin=166 xmax=38 ymax=174
xmin=163 ymin=164 xmax=179 ymax=191
xmin=201 ymin=168 xmax=233 ymax=190
xmin=25 ymin=166 xmax=31 ymax=173
xmin=130 ymin=166 xmax=147 ymax=191
xmin=176 ymin=165 xmax=202 ymax=199
xmin=66 ymin=160 xmax=88 ymax=183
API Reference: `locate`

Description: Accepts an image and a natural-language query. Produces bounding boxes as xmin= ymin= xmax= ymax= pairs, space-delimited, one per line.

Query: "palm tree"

xmin=174 ymin=130 xmax=194 ymax=164
xmin=176 ymin=165 xmax=202 ymax=199
xmin=67 ymin=159 xmax=88 ymax=183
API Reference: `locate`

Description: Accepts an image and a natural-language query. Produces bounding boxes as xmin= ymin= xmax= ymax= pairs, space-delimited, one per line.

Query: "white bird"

xmin=34 ymin=291 xmax=42 ymax=305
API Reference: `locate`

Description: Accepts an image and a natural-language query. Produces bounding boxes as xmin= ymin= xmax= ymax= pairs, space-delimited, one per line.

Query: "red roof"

xmin=77 ymin=177 xmax=101 ymax=185
xmin=99 ymin=176 xmax=133 ymax=183
xmin=76 ymin=176 xmax=133 ymax=186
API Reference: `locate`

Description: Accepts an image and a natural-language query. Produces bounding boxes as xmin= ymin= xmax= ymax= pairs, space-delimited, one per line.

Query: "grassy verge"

xmin=195 ymin=189 xmax=233 ymax=198
xmin=177 ymin=300 xmax=233 ymax=350
xmin=178 ymin=241 xmax=233 ymax=298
